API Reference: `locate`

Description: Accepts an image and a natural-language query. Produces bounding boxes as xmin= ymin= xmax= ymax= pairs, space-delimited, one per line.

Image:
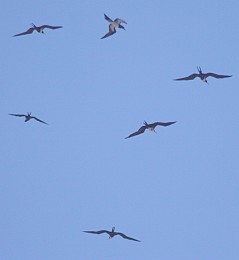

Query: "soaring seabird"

xmin=174 ymin=66 xmax=232 ymax=83
xmin=9 ymin=112 xmax=48 ymax=125
xmin=13 ymin=23 xmax=62 ymax=37
xmin=83 ymin=227 xmax=141 ymax=242
xmin=125 ymin=121 xmax=176 ymax=139
xmin=101 ymin=14 xmax=127 ymax=39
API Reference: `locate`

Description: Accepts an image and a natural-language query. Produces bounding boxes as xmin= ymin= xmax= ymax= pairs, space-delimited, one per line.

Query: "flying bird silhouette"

xmin=83 ymin=227 xmax=141 ymax=242
xmin=125 ymin=121 xmax=176 ymax=139
xmin=13 ymin=23 xmax=62 ymax=37
xmin=174 ymin=66 xmax=232 ymax=83
xmin=101 ymin=14 xmax=127 ymax=39
xmin=9 ymin=112 xmax=48 ymax=125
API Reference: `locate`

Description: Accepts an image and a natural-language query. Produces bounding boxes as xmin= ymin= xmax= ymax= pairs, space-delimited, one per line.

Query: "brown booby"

xmin=101 ymin=14 xmax=127 ymax=39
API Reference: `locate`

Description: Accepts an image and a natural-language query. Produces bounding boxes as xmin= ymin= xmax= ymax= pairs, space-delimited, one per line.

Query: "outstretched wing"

xmin=104 ymin=14 xmax=113 ymax=22
xmin=13 ymin=28 xmax=34 ymax=37
xmin=83 ymin=230 xmax=110 ymax=235
xmin=125 ymin=125 xmax=146 ymax=139
xmin=31 ymin=116 xmax=48 ymax=125
xmin=174 ymin=73 xmax=198 ymax=81
xmin=205 ymin=73 xmax=232 ymax=79
xmin=41 ymin=25 xmax=63 ymax=30
xmin=153 ymin=121 xmax=176 ymax=127
xmin=101 ymin=24 xmax=116 ymax=39
xmin=115 ymin=232 xmax=141 ymax=242
xmin=9 ymin=113 xmax=26 ymax=117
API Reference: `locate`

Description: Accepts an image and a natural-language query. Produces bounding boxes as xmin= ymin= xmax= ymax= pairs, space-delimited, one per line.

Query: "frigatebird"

xmin=9 ymin=112 xmax=48 ymax=125
xmin=101 ymin=14 xmax=127 ymax=39
xmin=13 ymin=23 xmax=62 ymax=37
xmin=174 ymin=66 xmax=232 ymax=83
xmin=83 ymin=227 xmax=141 ymax=242
xmin=125 ymin=121 xmax=176 ymax=139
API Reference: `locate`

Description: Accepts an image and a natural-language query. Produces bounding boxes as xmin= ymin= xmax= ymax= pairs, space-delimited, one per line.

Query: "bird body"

xmin=174 ymin=66 xmax=232 ymax=83
xmin=13 ymin=23 xmax=62 ymax=37
xmin=9 ymin=112 xmax=48 ymax=125
xmin=101 ymin=14 xmax=127 ymax=39
xmin=125 ymin=121 xmax=176 ymax=139
xmin=83 ymin=227 xmax=141 ymax=242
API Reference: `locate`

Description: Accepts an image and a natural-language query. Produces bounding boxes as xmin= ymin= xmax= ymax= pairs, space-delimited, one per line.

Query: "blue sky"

xmin=1 ymin=0 xmax=239 ymax=259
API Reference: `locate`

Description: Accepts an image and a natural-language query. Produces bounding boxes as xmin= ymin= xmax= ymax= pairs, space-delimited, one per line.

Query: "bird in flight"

xmin=174 ymin=66 xmax=232 ymax=83
xmin=13 ymin=23 xmax=63 ymax=37
xmin=83 ymin=227 xmax=141 ymax=242
xmin=125 ymin=121 xmax=176 ymax=139
xmin=101 ymin=14 xmax=127 ymax=39
xmin=9 ymin=112 xmax=48 ymax=125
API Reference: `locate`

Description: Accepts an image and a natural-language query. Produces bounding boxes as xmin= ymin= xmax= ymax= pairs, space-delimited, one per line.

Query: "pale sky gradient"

xmin=1 ymin=1 xmax=239 ymax=259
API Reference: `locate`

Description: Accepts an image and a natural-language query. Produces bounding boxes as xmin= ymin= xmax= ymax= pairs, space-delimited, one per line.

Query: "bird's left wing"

xmin=116 ymin=232 xmax=141 ymax=242
xmin=206 ymin=73 xmax=232 ymax=79
xmin=41 ymin=25 xmax=63 ymax=30
xmin=31 ymin=116 xmax=48 ymax=125
xmin=115 ymin=18 xmax=127 ymax=24
xmin=154 ymin=121 xmax=176 ymax=127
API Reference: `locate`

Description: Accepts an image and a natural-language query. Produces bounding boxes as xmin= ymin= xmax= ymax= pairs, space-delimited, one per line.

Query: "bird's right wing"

xmin=174 ymin=73 xmax=198 ymax=81
xmin=125 ymin=126 xmax=146 ymax=139
xmin=13 ymin=28 xmax=34 ymax=37
xmin=9 ymin=113 xmax=26 ymax=117
xmin=104 ymin=14 xmax=113 ymax=22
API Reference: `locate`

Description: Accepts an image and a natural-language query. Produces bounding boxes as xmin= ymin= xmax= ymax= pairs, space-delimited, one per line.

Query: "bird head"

xmin=203 ymin=78 xmax=208 ymax=84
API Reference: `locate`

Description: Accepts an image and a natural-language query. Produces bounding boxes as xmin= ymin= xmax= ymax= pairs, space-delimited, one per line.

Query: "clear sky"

xmin=1 ymin=0 xmax=239 ymax=259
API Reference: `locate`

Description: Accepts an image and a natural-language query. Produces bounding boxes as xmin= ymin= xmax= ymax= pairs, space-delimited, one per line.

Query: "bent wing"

xmin=125 ymin=125 xmax=146 ymax=139
xmin=174 ymin=73 xmax=198 ymax=81
xmin=205 ymin=73 xmax=232 ymax=79
xmin=116 ymin=232 xmax=141 ymax=242
xmin=101 ymin=25 xmax=116 ymax=39
xmin=13 ymin=28 xmax=34 ymax=37
xmin=31 ymin=116 xmax=48 ymax=125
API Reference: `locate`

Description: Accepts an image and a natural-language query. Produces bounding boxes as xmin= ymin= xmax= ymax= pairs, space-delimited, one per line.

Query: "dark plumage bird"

xmin=174 ymin=66 xmax=232 ymax=83
xmin=9 ymin=112 xmax=48 ymax=125
xmin=125 ymin=121 xmax=176 ymax=139
xmin=101 ymin=14 xmax=127 ymax=39
xmin=83 ymin=227 xmax=141 ymax=242
xmin=13 ymin=23 xmax=62 ymax=37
